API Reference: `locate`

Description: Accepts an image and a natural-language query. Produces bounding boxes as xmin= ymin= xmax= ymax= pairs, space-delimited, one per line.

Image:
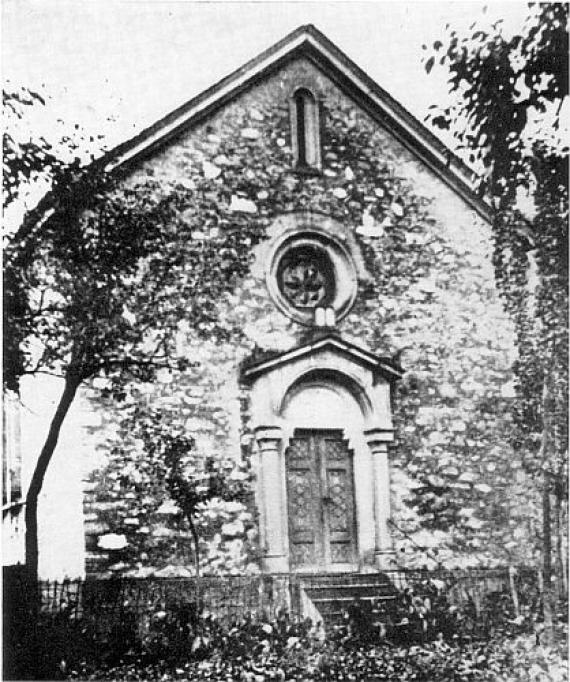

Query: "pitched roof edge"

xmin=102 ymin=24 xmax=313 ymax=172
xmin=302 ymin=25 xmax=480 ymax=186
xmin=299 ymin=29 xmax=492 ymax=222
xmin=98 ymin=24 xmax=491 ymax=223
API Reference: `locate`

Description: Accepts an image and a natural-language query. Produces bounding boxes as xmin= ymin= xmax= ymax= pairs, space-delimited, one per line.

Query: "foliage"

xmin=6 ymin=49 xmax=547 ymax=579
xmin=162 ymin=431 xmax=248 ymax=528
xmin=4 ymin=98 xmax=263 ymax=576
xmin=7 ymin=569 xmax=564 ymax=680
xmin=91 ymin=401 xmax=256 ymax=575
xmin=65 ymin=609 xmax=567 ymax=682
xmin=424 ymin=4 xmax=567 ymax=194
xmin=424 ymin=0 xmax=568 ymax=620
xmin=5 ymin=169 xmax=237 ymax=393
xmin=424 ymin=2 xmax=568 ymax=478
xmin=3 ymin=83 xmax=96 ymax=210
xmin=3 ymin=83 xmax=101 ymax=392
xmin=4 ymin=168 xmax=206 ymax=577
xmin=69 ymin=63 xmax=544 ymax=571
xmin=163 ymin=441 xmax=250 ymax=581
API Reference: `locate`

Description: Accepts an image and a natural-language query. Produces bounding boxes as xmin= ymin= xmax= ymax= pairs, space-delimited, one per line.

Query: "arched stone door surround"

xmin=242 ymin=335 xmax=402 ymax=573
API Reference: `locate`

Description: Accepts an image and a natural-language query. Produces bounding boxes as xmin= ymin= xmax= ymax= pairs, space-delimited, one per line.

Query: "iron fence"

xmin=28 ymin=573 xmax=296 ymax=623
xmin=4 ymin=566 xmax=544 ymax=638
xmin=3 ymin=566 xmax=546 ymax=679
xmin=6 ymin=566 xmax=542 ymax=622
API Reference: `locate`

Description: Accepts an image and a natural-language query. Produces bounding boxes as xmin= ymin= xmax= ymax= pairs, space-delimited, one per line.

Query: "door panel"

xmin=286 ymin=431 xmax=356 ymax=570
xmin=325 ymin=467 xmax=355 ymax=564
xmin=286 ymin=437 xmax=320 ymax=568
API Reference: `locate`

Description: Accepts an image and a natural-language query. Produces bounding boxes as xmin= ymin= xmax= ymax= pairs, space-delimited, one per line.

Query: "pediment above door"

xmin=242 ymin=333 xmax=403 ymax=432
xmin=243 ymin=333 xmax=402 ymax=382
xmin=246 ymin=332 xmax=403 ymax=573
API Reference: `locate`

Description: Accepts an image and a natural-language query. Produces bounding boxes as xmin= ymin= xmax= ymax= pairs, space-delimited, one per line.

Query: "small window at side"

xmin=290 ymin=88 xmax=321 ymax=170
xmin=2 ymin=391 xmax=22 ymax=508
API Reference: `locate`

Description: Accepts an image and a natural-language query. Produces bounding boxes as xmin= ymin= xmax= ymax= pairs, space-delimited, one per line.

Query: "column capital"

xmin=364 ymin=427 xmax=394 ymax=450
xmin=254 ymin=425 xmax=283 ymax=448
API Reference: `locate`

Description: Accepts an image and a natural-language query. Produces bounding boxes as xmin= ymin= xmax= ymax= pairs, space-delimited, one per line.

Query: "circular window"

xmin=277 ymin=246 xmax=335 ymax=309
xmin=267 ymin=230 xmax=357 ymax=326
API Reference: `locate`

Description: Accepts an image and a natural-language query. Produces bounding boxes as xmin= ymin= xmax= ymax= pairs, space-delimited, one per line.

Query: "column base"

xmin=262 ymin=554 xmax=289 ymax=573
xmin=374 ymin=549 xmax=397 ymax=571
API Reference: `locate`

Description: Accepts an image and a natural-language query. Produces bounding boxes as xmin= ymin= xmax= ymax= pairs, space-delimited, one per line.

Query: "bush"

xmin=331 ymin=577 xmax=538 ymax=649
xmin=137 ymin=600 xmax=203 ymax=663
xmin=67 ymin=609 xmax=568 ymax=681
xmin=7 ymin=574 xmax=563 ymax=680
xmin=69 ymin=632 xmax=568 ymax=681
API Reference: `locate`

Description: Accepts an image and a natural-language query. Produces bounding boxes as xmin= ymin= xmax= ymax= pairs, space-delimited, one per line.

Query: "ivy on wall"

xmin=77 ymin=60 xmax=535 ymax=575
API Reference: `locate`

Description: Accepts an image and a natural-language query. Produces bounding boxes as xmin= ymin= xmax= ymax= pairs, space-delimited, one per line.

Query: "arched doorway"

xmin=282 ymin=382 xmax=362 ymax=572
xmin=243 ymin=333 xmax=402 ymax=573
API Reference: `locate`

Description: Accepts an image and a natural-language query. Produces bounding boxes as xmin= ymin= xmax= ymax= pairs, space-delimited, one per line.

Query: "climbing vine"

xmin=425 ymin=0 xmax=568 ymax=631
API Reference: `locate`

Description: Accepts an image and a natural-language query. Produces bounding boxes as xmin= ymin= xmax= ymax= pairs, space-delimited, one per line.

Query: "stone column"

xmin=255 ymin=425 xmax=288 ymax=573
xmin=365 ymin=427 xmax=396 ymax=570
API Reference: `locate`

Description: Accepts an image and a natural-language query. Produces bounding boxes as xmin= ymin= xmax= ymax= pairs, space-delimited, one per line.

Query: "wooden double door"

xmin=285 ymin=429 xmax=356 ymax=571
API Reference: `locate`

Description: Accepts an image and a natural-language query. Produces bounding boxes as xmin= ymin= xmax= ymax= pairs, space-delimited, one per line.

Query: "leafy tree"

xmin=4 ymin=171 xmax=191 ymax=580
xmin=165 ymin=450 xmax=249 ymax=597
xmin=119 ymin=405 xmax=251 ymax=600
xmin=3 ymin=84 xmax=100 ymax=392
xmin=3 ymin=84 xmax=74 ymax=209
xmin=4 ymin=87 xmax=262 ymax=580
xmin=424 ymin=2 xmax=568 ymax=639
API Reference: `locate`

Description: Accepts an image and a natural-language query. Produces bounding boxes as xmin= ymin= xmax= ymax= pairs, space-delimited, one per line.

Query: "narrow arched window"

xmin=291 ymin=88 xmax=321 ymax=170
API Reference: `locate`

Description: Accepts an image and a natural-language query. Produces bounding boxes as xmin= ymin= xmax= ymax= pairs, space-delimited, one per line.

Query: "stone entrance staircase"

xmin=299 ymin=572 xmax=397 ymax=627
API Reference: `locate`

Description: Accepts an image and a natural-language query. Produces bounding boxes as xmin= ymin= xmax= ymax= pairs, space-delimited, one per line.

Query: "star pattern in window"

xmin=277 ymin=247 xmax=334 ymax=309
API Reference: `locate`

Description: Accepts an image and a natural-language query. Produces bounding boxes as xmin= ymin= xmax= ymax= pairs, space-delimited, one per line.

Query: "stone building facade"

xmin=4 ymin=26 xmax=537 ymax=579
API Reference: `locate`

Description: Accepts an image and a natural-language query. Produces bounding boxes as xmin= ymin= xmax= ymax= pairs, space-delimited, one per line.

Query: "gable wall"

xmin=34 ymin=57 xmax=536 ymax=577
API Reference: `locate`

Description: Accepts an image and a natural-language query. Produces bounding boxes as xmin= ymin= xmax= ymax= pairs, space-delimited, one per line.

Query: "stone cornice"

xmin=242 ymin=334 xmax=403 ymax=383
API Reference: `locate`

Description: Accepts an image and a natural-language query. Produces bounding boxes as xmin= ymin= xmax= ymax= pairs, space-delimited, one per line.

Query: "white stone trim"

xmin=266 ymin=230 xmax=357 ymax=326
xmin=365 ymin=428 xmax=396 ymax=568
xmin=244 ymin=336 xmax=402 ymax=383
xmin=248 ymin=338 xmax=398 ymax=573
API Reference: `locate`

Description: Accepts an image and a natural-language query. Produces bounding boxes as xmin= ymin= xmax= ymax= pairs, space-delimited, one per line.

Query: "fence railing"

xmin=4 ymin=566 xmax=548 ymax=680
xmin=37 ymin=573 xmax=296 ymax=625
xmin=5 ymin=566 xmax=542 ymax=628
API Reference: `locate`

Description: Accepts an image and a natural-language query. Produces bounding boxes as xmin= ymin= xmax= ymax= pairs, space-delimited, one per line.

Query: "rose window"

xmin=265 ymin=222 xmax=358 ymax=327
xmin=277 ymin=247 xmax=335 ymax=309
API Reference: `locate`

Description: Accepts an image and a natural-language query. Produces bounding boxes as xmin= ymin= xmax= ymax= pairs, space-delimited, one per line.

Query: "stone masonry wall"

xmin=78 ymin=57 xmax=538 ymax=577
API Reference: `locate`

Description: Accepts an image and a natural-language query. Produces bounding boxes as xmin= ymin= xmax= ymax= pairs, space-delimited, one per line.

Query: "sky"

xmin=3 ymin=0 xmax=537 ymax=225
xmin=3 ymin=1 xmax=532 ymax=146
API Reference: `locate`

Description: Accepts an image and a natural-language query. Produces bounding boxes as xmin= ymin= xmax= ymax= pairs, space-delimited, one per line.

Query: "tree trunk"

xmin=24 ymin=374 xmax=81 ymax=581
xmin=188 ymin=515 xmax=201 ymax=610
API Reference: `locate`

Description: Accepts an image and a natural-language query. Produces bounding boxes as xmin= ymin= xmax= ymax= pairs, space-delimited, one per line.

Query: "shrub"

xmin=68 ymin=627 xmax=568 ymax=681
xmin=8 ymin=574 xmax=563 ymax=680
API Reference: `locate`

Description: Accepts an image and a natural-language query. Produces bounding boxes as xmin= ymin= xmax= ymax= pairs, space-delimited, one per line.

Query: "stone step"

xmin=305 ymin=584 xmax=394 ymax=601
xmin=310 ymin=594 xmax=396 ymax=605
xmin=300 ymin=574 xmax=398 ymax=627
xmin=311 ymin=598 xmax=397 ymax=624
xmin=300 ymin=573 xmax=393 ymax=584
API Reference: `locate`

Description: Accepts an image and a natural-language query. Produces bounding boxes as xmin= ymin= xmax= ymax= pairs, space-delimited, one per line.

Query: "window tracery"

xmin=277 ymin=246 xmax=335 ymax=309
xmin=265 ymin=223 xmax=358 ymax=327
